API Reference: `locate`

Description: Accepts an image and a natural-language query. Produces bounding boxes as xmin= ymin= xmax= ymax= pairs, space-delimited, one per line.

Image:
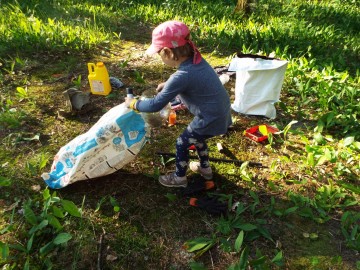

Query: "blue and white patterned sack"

xmin=42 ymin=103 xmax=148 ymax=189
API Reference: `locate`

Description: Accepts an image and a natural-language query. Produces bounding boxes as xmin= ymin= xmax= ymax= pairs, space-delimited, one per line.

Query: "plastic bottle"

xmin=159 ymin=103 xmax=171 ymax=119
xmin=140 ymin=90 xmax=163 ymax=128
xmin=126 ymin=87 xmax=134 ymax=98
xmin=168 ymin=110 xmax=176 ymax=126
xmin=88 ymin=62 xmax=112 ymax=95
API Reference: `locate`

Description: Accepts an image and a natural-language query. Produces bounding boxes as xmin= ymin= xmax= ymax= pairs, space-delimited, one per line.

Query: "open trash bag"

xmin=229 ymin=54 xmax=288 ymax=119
xmin=42 ymin=103 xmax=148 ymax=189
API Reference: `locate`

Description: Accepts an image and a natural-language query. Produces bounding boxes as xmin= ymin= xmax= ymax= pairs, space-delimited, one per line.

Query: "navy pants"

xmin=175 ymin=128 xmax=213 ymax=177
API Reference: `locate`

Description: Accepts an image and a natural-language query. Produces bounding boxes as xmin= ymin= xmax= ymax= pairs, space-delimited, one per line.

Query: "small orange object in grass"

xmin=168 ymin=110 xmax=176 ymax=126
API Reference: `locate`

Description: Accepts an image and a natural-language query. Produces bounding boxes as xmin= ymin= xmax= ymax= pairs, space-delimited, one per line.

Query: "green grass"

xmin=0 ymin=0 xmax=359 ymax=269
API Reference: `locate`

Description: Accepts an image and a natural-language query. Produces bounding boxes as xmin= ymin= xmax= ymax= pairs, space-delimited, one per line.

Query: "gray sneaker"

xmin=159 ymin=172 xmax=187 ymax=187
xmin=189 ymin=162 xmax=213 ymax=180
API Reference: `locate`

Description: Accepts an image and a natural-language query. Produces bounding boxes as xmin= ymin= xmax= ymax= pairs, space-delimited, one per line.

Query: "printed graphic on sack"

xmin=41 ymin=103 xmax=148 ymax=189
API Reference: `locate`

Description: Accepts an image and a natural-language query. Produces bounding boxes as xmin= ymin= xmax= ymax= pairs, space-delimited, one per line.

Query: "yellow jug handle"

xmin=87 ymin=63 xmax=95 ymax=74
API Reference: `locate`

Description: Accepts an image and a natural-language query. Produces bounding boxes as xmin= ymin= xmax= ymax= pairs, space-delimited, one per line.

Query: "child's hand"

xmin=125 ymin=97 xmax=134 ymax=108
xmin=156 ymin=82 xmax=166 ymax=92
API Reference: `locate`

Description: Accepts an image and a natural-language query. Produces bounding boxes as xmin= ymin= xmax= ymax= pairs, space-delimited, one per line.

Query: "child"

xmin=125 ymin=20 xmax=232 ymax=187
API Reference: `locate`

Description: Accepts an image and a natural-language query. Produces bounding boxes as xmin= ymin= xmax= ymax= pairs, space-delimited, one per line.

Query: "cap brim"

xmin=145 ymin=44 xmax=159 ymax=56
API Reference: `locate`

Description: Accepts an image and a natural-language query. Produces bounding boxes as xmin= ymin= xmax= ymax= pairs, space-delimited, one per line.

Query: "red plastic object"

xmin=243 ymin=124 xmax=279 ymax=143
xmin=188 ymin=145 xmax=196 ymax=151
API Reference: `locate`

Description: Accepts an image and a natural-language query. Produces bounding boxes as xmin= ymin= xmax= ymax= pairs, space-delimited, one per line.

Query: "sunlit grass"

xmin=0 ymin=0 xmax=359 ymax=269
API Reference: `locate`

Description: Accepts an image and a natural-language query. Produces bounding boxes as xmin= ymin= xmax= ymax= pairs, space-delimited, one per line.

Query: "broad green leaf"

xmin=50 ymin=196 xmax=61 ymax=203
xmin=227 ymin=263 xmax=240 ymax=270
xmin=0 ymin=241 xmax=9 ymax=259
xmin=249 ymin=190 xmax=259 ymax=203
xmin=219 ymin=238 xmax=232 ymax=253
xmin=61 ymin=200 xmax=81 ymax=217
xmin=234 ymin=231 xmax=244 ymax=252
xmin=29 ymin=219 xmax=48 ymax=235
xmin=23 ymin=205 xmax=37 ymax=226
xmin=307 ymin=152 xmax=315 ymax=167
xmin=284 ymin=206 xmax=298 ymax=215
xmin=23 ymin=257 xmax=30 ymax=270
xmin=51 ymin=205 xmax=65 ymax=218
xmin=184 ymin=237 xmax=213 ymax=252
xmin=0 ymin=176 xmax=11 ymax=187
xmin=271 ymin=250 xmax=283 ymax=265
xmin=239 ymin=246 xmax=249 ymax=269
xmin=313 ymin=132 xmax=324 ymax=144
xmin=26 ymin=234 xmax=34 ymax=252
xmin=193 ymin=241 xmax=216 ymax=259
xmin=189 ymin=261 xmax=207 ymax=270
xmin=165 ymin=193 xmax=177 ymax=201
xmin=245 ymin=230 xmax=261 ymax=242
xmin=110 ymin=196 xmax=120 ymax=212
xmin=236 ymin=223 xmax=257 ymax=231
xmin=235 ymin=203 xmax=248 ymax=216
xmin=95 ymin=196 xmax=108 ymax=212
xmin=249 ymin=255 xmax=267 ymax=266
xmin=9 ymin=243 xmax=26 ymax=253
xmin=53 ymin=233 xmax=72 ymax=245
xmin=16 ymin=86 xmax=27 ymax=97
xmin=257 ymin=226 xmax=274 ymax=242
xmin=42 ymin=188 xmax=50 ymax=200
xmin=109 ymin=196 xmax=118 ymax=206
xmin=353 ymin=141 xmax=360 ymax=150
xmin=39 ymin=241 xmax=55 ymax=255
xmin=339 ymin=182 xmax=360 ymax=195
xmin=47 ymin=214 xmax=63 ymax=230
xmin=315 ymin=120 xmax=324 ymax=133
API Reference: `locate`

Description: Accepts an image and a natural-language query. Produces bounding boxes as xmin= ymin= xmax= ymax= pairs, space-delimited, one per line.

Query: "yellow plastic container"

xmin=87 ymin=62 xmax=111 ymax=95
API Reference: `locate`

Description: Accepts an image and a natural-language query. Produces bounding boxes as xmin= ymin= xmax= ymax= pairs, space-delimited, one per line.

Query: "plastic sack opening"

xmin=228 ymin=54 xmax=288 ymax=119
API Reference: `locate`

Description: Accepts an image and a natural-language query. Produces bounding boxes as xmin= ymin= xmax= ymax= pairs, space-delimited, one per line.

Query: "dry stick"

xmin=97 ymin=228 xmax=106 ymax=270
xmin=156 ymin=151 xmax=265 ymax=168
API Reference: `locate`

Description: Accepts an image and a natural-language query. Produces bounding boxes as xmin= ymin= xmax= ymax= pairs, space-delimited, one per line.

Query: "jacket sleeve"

xmin=136 ymin=71 xmax=189 ymax=112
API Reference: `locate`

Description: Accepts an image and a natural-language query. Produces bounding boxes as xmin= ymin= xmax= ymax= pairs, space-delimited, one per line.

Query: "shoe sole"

xmin=158 ymin=179 xmax=187 ymax=188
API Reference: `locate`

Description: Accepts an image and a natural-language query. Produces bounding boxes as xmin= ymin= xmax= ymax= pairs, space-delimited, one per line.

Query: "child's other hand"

xmin=125 ymin=97 xmax=134 ymax=108
xmin=156 ymin=82 xmax=166 ymax=92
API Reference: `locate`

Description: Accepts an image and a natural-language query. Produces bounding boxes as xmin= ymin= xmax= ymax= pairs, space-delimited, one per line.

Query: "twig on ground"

xmin=97 ymin=228 xmax=106 ymax=270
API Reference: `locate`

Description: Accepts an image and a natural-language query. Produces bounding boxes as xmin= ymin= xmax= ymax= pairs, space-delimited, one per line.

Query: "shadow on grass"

xmin=47 ymin=168 xmax=359 ymax=269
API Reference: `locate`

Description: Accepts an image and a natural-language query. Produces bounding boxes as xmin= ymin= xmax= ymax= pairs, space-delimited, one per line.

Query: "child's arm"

xmin=156 ymin=82 xmax=166 ymax=92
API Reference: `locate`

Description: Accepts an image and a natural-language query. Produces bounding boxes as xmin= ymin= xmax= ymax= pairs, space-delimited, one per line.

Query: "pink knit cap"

xmin=145 ymin=20 xmax=202 ymax=64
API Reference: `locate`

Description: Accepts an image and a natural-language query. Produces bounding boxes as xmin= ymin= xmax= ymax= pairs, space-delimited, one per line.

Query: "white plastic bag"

xmin=42 ymin=103 xmax=148 ymax=189
xmin=228 ymin=55 xmax=288 ymax=119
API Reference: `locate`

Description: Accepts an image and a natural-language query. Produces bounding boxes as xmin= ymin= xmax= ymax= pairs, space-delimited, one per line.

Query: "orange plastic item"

xmin=189 ymin=197 xmax=198 ymax=206
xmin=204 ymin=181 xmax=215 ymax=190
xmin=168 ymin=110 xmax=176 ymax=126
xmin=243 ymin=124 xmax=279 ymax=143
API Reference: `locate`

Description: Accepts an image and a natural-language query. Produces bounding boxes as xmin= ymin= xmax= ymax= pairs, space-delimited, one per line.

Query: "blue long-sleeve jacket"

xmin=136 ymin=58 xmax=232 ymax=136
